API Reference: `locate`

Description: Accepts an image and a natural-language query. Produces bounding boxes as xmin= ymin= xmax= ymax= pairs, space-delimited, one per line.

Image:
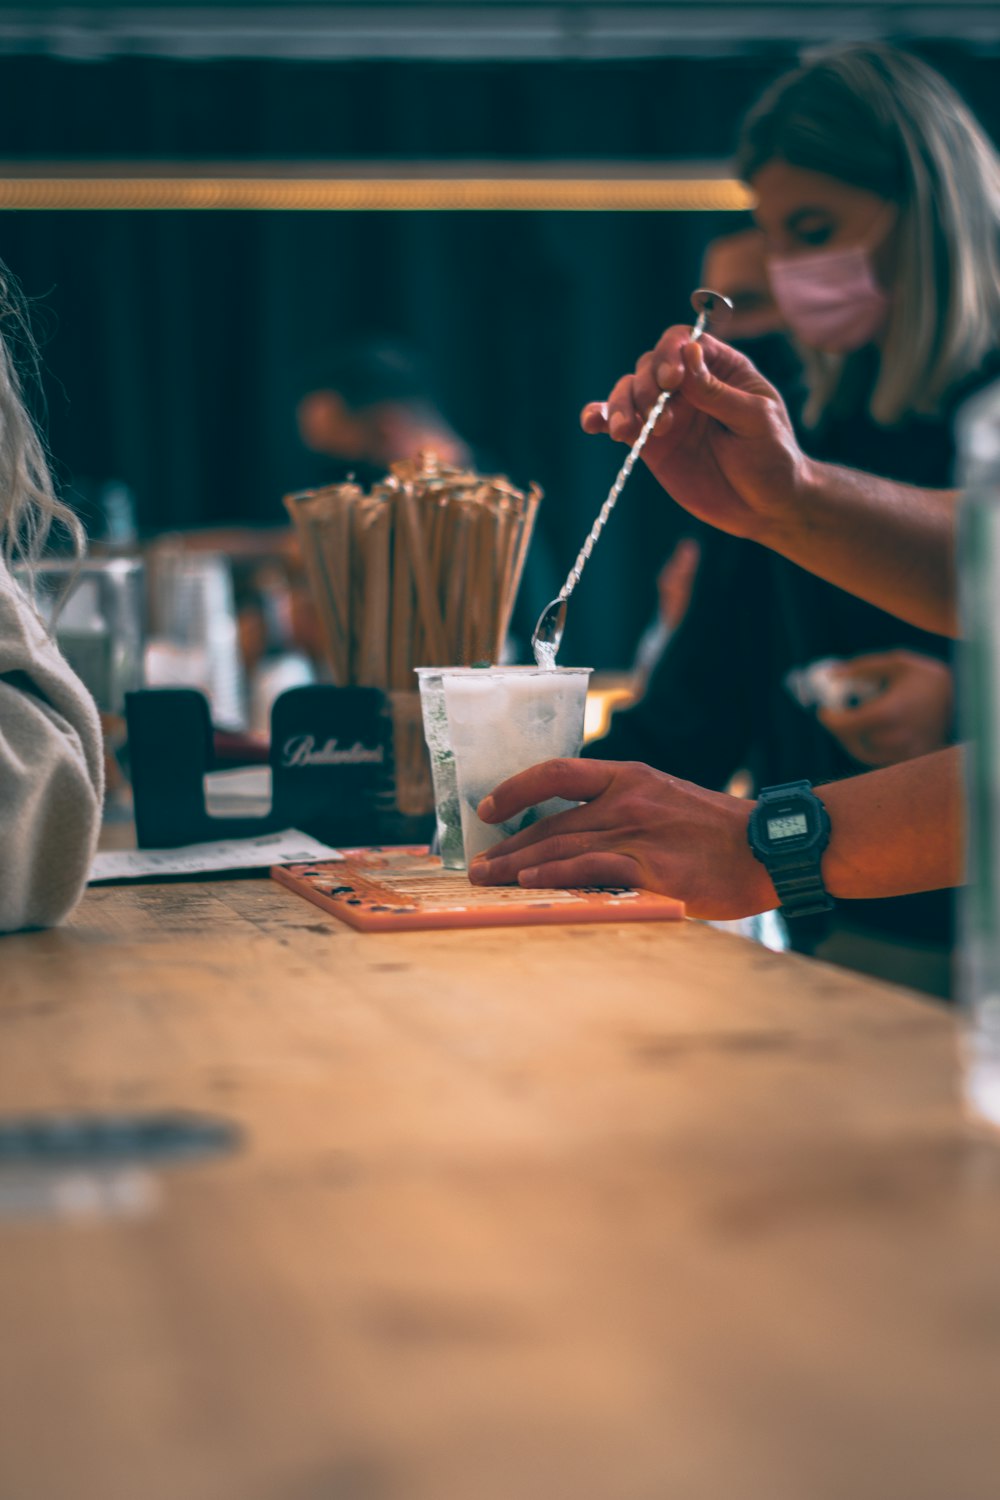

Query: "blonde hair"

xmin=737 ymin=45 xmax=1000 ymax=426
xmin=0 ymin=261 xmax=83 ymax=576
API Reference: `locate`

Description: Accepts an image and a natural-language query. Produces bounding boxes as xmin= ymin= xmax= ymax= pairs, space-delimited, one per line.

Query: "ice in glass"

xmin=438 ymin=666 xmax=592 ymax=863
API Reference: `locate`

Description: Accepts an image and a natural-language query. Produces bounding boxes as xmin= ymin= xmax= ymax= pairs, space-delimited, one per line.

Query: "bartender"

xmin=540 ymin=45 xmax=1000 ymax=996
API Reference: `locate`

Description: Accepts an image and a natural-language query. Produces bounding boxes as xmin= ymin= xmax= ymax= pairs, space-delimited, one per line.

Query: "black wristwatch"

xmin=747 ymin=780 xmax=834 ymax=919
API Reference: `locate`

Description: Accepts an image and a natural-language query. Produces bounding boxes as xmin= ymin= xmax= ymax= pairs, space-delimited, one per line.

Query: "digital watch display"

xmin=747 ymin=780 xmax=833 ymax=919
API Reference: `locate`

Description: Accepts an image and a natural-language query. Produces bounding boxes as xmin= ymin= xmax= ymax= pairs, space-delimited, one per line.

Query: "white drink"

xmin=439 ymin=666 xmax=592 ymax=862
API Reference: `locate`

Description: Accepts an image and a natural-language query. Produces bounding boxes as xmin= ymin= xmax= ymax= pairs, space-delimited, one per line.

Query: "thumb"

xmin=674 ymin=339 xmax=773 ymax=436
xmin=580 ymin=401 xmax=609 ymax=435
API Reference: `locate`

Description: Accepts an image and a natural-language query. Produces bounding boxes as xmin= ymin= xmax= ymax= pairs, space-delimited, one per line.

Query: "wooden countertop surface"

xmin=1 ymin=876 xmax=999 ymax=1500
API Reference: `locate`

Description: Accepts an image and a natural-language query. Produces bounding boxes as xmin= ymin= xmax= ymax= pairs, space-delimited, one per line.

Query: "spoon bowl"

xmin=531 ymin=598 xmax=566 ymax=669
xmin=689 ymin=287 xmax=734 ymax=333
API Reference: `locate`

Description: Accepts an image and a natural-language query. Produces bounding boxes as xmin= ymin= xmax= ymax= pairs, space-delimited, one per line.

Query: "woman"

xmin=0 ymin=264 xmax=103 ymax=932
xmin=588 ymin=45 xmax=1000 ymax=995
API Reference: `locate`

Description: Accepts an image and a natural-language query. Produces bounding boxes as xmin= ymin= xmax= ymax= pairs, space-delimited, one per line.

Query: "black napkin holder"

xmin=125 ymin=685 xmax=433 ymax=849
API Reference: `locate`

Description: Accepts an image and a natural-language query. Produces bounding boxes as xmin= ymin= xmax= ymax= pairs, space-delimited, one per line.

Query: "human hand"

xmin=580 ymin=330 xmax=810 ymax=548
xmin=467 ymin=758 xmax=776 ymax=920
xmin=817 ymin=650 xmax=954 ymax=767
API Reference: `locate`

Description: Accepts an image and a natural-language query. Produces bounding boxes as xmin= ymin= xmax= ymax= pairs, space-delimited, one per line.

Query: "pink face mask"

xmin=767 ymin=241 xmax=890 ymax=354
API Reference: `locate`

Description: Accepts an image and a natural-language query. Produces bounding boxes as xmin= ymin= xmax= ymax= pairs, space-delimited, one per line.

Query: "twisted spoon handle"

xmin=557 ymin=309 xmax=708 ymax=604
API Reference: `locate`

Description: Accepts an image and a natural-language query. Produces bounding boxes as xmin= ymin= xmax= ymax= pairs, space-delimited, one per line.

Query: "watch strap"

xmin=767 ymin=857 xmax=835 ymax=918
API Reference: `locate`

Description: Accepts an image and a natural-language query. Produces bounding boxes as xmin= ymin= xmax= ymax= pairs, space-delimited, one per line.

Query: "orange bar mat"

xmin=272 ymin=846 xmax=684 ymax=932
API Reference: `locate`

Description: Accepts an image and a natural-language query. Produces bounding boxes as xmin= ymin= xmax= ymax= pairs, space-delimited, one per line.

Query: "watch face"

xmin=766 ymin=812 xmax=809 ymax=841
xmin=755 ymin=794 xmax=822 ymax=852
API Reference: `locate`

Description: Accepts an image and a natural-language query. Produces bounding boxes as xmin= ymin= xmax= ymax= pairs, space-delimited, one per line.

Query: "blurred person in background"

xmin=294 ymin=337 xmax=472 ymax=492
xmin=295 ymin=334 xmax=560 ymax=663
xmin=0 ymin=264 xmax=103 ymax=931
xmin=588 ymin=44 xmax=1000 ymax=996
xmin=225 ymin=339 xmax=474 ymax=703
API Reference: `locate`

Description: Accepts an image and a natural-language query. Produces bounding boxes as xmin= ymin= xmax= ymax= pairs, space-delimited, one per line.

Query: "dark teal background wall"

xmin=1 ymin=46 xmax=997 ymax=662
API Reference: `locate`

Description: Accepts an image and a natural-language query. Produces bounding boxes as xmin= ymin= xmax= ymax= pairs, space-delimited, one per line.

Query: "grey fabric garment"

xmin=0 ymin=559 xmax=104 ymax=932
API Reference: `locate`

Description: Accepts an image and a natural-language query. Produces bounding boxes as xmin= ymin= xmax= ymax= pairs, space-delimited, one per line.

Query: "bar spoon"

xmin=531 ymin=288 xmax=733 ymax=668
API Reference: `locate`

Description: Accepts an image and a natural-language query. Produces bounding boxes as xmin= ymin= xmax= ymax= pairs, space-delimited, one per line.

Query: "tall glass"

xmin=439 ymin=666 xmax=592 ymax=863
xmin=16 ymin=557 xmax=144 ymax=715
xmin=957 ymin=377 xmax=1000 ymax=1129
xmin=415 ymin=669 xmax=466 ymax=869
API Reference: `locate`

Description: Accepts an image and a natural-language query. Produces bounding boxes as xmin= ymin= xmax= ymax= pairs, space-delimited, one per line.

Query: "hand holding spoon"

xmin=531 ymin=288 xmax=733 ymax=669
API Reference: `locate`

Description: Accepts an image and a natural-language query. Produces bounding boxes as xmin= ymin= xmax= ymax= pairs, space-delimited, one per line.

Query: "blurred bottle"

xmin=69 ymin=478 xmax=139 ymax=555
xmin=957 ymin=377 xmax=1000 ymax=1128
xmin=15 ymin=555 xmax=145 ymax=820
xmin=17 ymin=558 xmax=144 ymax=716
xmin=144 ymin=547 xmax=248 ymax=731
xmin=98 ymin=480 xmax=139 ymax=553
xmin=245 ymin=562 xmax=315 ymax=735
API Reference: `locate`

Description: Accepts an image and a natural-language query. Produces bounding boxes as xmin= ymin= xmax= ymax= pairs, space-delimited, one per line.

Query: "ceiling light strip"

xmin=0 ymin=176 xmax=753 ymax=212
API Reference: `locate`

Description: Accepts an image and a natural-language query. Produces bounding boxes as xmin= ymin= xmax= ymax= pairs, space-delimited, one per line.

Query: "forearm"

xmin=818 ymin=746 xmax=964 ymax=901
xmin=764 ymin=458 xmax=960 ymax=639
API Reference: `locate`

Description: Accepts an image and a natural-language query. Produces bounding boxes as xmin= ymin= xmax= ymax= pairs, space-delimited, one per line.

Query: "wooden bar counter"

xmin=2 ymin=876 xmax=1000 ymax=1500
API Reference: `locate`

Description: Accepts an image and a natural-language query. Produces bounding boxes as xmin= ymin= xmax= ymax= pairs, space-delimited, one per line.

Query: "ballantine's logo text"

xmin=282 ymin=734 xmax=385 ymax=768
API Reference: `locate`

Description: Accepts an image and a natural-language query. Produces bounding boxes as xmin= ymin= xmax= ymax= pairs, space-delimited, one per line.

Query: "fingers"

xmin=650 ymin=325 xmax=698 ymax=391
xmin=581 ymin=327 xmax=780 ymax=445
xmin=473 ymin=801 xmax=608 ymax=862
xmin=632 ymin=350 xmax=673 ymax=429
xmin=817 ymin=704 xmax=861 ymax=737
xmin=518 ymin=852 xmax=642 ymax=889
xmin=471 ymin=842 xmax=641 ymax=891
xmin=470 ymin=829 xmax=608 ymax=884
xmin=817 ymin=693 xmax=894 ymax=738
xmin=678 ymin=339 xmax=776 ymax=435
xmin=478 ymin=758 xmax=617 ymax=824
xmin=605 ymin=372 xmax=647 ymax=444
xmin=677 ymin=332 xmax=775 ymax=394
xmin=582 ymin=325 xmax=692 ymax=444
xmin=818 ymin=694 xmax=926 ymax=765
xmin=580 ymin=401 xmax=610 ymax=434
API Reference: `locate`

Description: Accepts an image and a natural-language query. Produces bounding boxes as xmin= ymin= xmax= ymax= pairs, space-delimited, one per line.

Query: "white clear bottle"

xmin=957 ymin=377 xmax=1000 ymax=1128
